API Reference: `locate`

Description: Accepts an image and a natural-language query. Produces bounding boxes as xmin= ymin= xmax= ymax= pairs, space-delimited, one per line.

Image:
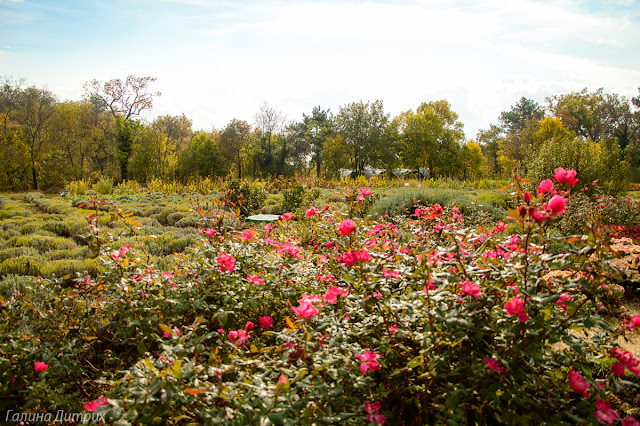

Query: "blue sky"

xmin=1 ymin=0 xmax=639 ymax=137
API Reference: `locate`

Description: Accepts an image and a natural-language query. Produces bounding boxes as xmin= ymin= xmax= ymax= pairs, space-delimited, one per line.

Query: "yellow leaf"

xmin=159 ymin=323 xmax=172 ymax=335
xmin=285 ymin=316 xmax=296 ymax=331
xmin=250 ymin=344 xmax=258 ymax=353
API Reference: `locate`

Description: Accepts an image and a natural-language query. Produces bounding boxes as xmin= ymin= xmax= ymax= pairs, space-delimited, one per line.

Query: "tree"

xmin=460 ymin=141 xmax=485 ymax=179
xmin=532 ymin=117 xmax=572 ymax=148
xmin=498 ymin=97 xmax=545 ymax=163
xmin=151 ymin=114 xmax=193 ymax=178
xmin=83 ymin=76 xmax=160 ymax=123
xmin=335 ymin=100 xmax=390 ymax=176
xmin=298 ymin=107 xmax=334 ymax=178
xmin=177 ymin=132 xmax=225 ymax=179
xmin=499 ymin=97 xmax=545 ymax=135
xmin=476 ymin=125 xmax=503 ymax=177
xmin=128 ymin=125 xmax=168 ymax=182
xmin=399 ymin=100 xmax=465 ymax=177
xmin=219 ymin=119 xmax=251 ymax=179
xmin=322 ymin=135 xmax=351 ymax=178
xmin=83 ymin=76 xmax=160 ymax=179
xmin=0 ymin=77 xmax=29 ymax=190
xmin=15 ymin=86 xmax=57 ymax=189
xmin=254 ymin=103 xmax=285 ymax=176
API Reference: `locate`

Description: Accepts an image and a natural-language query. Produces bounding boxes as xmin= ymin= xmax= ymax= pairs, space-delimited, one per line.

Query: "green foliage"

xmin=554 ymin=191 xmax=640 ymax=236
xmin=222 ymin=179 xmax=267 ymax=217
xmin=2 ymin=173 xmax=639 ymax=424
xmin=281 ymin=182 xmax=319 ymax=213
xmin=1 ymin=179 xmax=640 ymax=424
xmin=370 ymin=187 xmax=475 ymax=217
xmin=66 ymin=179 xmax=92 ymax=196
xmin=93 ymin=177 xmax=114 ymax=195
xmin=526 ymin=135 xmax=629 ymax=195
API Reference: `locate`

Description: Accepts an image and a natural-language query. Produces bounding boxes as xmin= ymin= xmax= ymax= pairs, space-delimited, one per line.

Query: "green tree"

xmin=83 ymin=76 xmax=160 ymax=179
xmin=399 ymin=100 xmax=465 ymax=177
xmin=335 ymin=100 xmax=390 ymax=176
xmin=498 ymin=97 xmax=545 ymax=163
xmin=128 ymin=124 xmax=167 ymax=182
xmin=298 ymin=107 xmax=334 ymax=178
xmin=322 ymin=135 xmax=351 ymax=178
xmin=15 ymin=86 xmax=57 ymax=189
xmin=460 ymin=141 xmax=485 ymax=179
xmin=0 ymin=77 xmax=29 ymax=190
xmin=219 ymin=119 xmax=251 ymax=179
xmin=476 ymin=125 xmax=503 ymax=177
xmin=151 ymin=114 xmax=193 ymax=178
xmin=526 ymin=134 xmax=629 ymax=195
xmin=177 ymin=132 xmax=225 ymax=179
xmin=546 ymin=88 xmax=629 ymax=143
xmin=499 ymin=97 xmax=545 ymax=135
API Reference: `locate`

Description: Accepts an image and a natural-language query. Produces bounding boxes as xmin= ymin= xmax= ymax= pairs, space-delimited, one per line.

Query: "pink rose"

xmin=259 ymin=316 xmax=273 ymax=328
xmin=568 ymin=369 xmax=590 ymax=398
xmin=338 ymin=219 xmax=356 ymax=236
xmin=34 ymin=362 xmax=49 ymax=373
xmin=553 ymin=167 xmax=578 ymax=186
xmin=83 ymin=396 xmax=110 ymax=412
xmin=291 ymin=300 xmax=319 ymax=319
xmin=537 ymin=179 xmax=554 ymax=195
xmin=545 ymin=195 xmax=567 ymax=215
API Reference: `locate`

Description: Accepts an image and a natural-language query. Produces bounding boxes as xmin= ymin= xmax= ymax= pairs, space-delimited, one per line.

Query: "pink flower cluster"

xmin=83 ymin=396 xmax=110 ymax=412
xmin=34 ymin=362 xmax=49 ymax=373
xmin=216 ymin=251 xmax=236 ymax=272
xmin=595 ymin=398 xmax=619 ymax=424
xmin=229 ymin=321 xmax=254 ymax=346
xmin=609 ymin=347 xmax=640 ymax=376
xmin=357 ymin=188 xmax=372 ymax=203
xmin=355 ymin=349 xmax=382 ymax=375
xmin=483 ymin=358 xmax=503 ymax=373
xmin=247 ymin=274 xmax=264 ymax=285
xmin=198 ymin=227 xmax=216 ymax=237
xmin=364 ymin=401 xmax=385 ymax=424
xmin=567 ymin=369 xmax=590 ymax=398
xmin=276 ymin=241 xmax=303 ymax=259
xmin=259 ymin=316 xmax=273 ymax=328
xmin=460 ymin=280 xmax=481 ymax=299
xmin=111 ymin=243 xmax=131 ymax=259
xmin=338 ymin=249 xmax=372 ymax=266
xmin=305 ymin=206 xmax=321 ymax=217
xmin=323 ymin=286 xmax=349 ymax=304
xmin=505 ymin=296 xmax=530 ymax=322
xmin=553 ymin=167 xmax=579 ymax=186
xmin=415 ymin=203 xmax=443 ymax=219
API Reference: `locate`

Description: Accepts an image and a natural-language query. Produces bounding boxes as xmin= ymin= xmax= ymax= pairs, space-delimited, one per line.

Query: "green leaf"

xmin=407 ymin=355 xmax=424 ymax=369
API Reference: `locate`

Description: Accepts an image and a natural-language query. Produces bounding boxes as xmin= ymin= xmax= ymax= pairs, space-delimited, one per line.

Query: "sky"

xmin=1 ymin=0 xmax=639 ymax=138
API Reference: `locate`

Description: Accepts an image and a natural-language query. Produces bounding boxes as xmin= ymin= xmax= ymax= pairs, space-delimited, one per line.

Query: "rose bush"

xmin=1 ymin=175 xmax=639 ymax=424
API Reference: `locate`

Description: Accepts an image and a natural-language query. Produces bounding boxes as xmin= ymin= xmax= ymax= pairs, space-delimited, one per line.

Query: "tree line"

xmin=1 ymin=75 xmax=639 ymax=192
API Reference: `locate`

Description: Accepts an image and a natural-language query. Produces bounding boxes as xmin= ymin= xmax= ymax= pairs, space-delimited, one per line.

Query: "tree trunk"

xmin=31 ymin=164 xmax=38 ymax=189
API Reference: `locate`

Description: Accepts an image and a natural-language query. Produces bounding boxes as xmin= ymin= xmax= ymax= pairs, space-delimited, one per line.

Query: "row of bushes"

xmin=1 ymin=170 xmax=640 ymax=424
